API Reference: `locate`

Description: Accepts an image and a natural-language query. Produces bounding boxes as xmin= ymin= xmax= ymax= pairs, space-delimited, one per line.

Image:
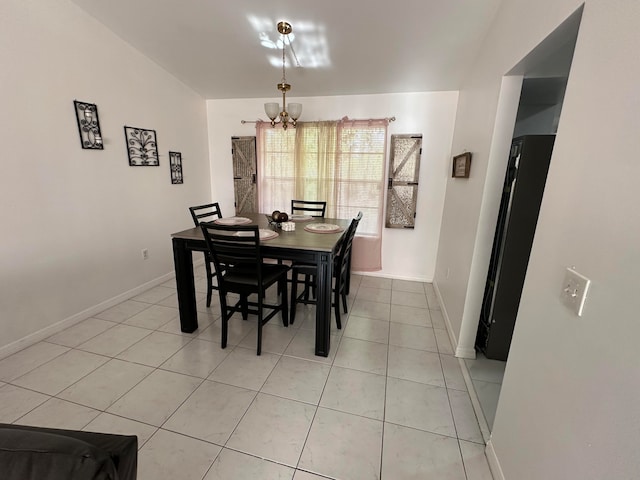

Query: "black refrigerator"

xmin=476 ymin=135 xmax=555 ymax=361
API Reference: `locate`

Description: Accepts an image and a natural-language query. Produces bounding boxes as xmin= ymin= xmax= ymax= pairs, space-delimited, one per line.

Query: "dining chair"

xmin=290 ymin=199 xmax=327 ymax=298
xmin=290 ymin=211 xmax=362 ymax=329
xmin=200 ymin=223 xmax=289 ymax=355
xmin=188 ymin=202 xmax=222 ymax=308
xmin=291 ymin=199 xmax=326 ymax=217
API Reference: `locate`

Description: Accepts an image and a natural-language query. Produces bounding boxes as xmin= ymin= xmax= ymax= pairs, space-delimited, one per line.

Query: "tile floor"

xmin=465 ymin=353 xmax=506 ymax=429
xmin=0 ymin=267 xmax=493 ymax=479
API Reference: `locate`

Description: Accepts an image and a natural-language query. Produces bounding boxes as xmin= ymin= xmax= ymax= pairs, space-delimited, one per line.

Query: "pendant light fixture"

xmin=264 ymin=21 xmax=302 ymax=130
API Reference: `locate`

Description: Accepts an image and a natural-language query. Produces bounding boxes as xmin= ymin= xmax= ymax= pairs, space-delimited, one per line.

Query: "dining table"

xmin=171 ymin=212 xmax=351 ymax=357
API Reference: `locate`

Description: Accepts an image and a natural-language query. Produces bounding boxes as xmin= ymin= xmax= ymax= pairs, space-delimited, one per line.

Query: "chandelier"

xmin=264 ymin=21 xmax=302 ymax=130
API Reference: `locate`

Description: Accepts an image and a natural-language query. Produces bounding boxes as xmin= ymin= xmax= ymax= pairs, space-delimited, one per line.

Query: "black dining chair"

xmin=189 ymin=203 xmax=222 ymax=308
xmin=200 ymin=223 xmax=289 ymax=355
xmin=290 ymin=200 xmax=327 ymax=298
xmin=290 ymin=211 xmax=362 ymax=329
xmin=291 ymin=199 xmax=326 ymax=217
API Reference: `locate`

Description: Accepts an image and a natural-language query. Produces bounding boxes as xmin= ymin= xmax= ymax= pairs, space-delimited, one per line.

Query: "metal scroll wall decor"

xmin=73 ymin=100 xmax=104 ymax=149
xmin=124 ymin=126 xmax=159 ymax=166
xmin=169 ymin=151 xmax=183 ymax=184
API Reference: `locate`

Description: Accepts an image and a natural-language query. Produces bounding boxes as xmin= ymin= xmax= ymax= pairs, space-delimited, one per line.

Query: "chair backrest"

xmin=189 ymin=203 xmax=222 ymax=226
xmin=335 ymin=212 xmax=362 ymax=276
xmin=200 ymin=223 xmax=263 ymax=287
xmin=291 ymin=200 xmax=326 ymax=217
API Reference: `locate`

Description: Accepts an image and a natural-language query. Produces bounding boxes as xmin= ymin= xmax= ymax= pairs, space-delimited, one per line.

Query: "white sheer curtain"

xmin=256 ymin=118 xmax=388 ymax=271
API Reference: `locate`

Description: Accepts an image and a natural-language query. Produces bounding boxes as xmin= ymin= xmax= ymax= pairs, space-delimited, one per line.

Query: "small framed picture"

xmin=452 ymin=152 xmax=472 ymax=178
xmin=169 ymin=151 xmax=183 ymax=184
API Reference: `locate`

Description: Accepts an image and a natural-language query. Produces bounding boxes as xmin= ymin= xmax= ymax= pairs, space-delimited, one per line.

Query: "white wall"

xmin=207 ymin=92 xmax=458 ymax=282
xmin=434 ymin=0 xmax=640 ymax=477
xmin=0 ymin=0 xmax=211 ymax=353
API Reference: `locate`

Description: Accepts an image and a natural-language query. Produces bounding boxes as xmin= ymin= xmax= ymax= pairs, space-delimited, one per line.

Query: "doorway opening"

xmin=468 ymin=7 xmax=582 ymax=430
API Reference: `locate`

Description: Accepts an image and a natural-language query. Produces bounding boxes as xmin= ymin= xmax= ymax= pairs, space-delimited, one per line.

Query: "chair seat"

xmin=224 ymin=264 xmax=290 ymax=289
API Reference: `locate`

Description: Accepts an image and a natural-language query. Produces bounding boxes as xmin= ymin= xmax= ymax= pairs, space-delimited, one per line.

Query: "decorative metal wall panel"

xmin=74 ymin=100 xmax=104 ymax=150
xmin=232 ymin=136 xmax=257 ymax=214
xmin=169 ymin=151 xmax=183 ymax=184
xmin=385 ymin=134 xmax=422 ymax=228
xmin=124 ymin=126 xmax=159 ymax=166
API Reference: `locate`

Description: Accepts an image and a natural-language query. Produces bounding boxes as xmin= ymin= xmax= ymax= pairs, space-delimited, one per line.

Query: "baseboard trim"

xmin=0 ymin=272 xmax=176 ymax=361
xmin=353 ymin=271 xmax=432 ymax=283
xmin=485 ymin=439 xmax=505 ymax=480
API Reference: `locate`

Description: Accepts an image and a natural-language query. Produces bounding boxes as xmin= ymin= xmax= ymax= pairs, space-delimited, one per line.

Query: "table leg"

xmin=172 ymin=237 xmax=198 ymax=333
xmin=315 ymin=252 xmax=332 ymax=357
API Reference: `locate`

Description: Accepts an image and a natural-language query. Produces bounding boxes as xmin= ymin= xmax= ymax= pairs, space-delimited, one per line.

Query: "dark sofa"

xmin=0 ymin=423 xmax=137 ymax=480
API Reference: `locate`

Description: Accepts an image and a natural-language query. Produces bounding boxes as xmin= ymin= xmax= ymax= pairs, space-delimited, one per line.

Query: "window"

xmin=257 ymin=118 xmax=389 ymax=271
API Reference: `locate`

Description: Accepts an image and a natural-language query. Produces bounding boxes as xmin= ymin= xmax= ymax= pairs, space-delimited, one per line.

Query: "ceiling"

xmin=71 ymin=0 xmax=503 ymax=99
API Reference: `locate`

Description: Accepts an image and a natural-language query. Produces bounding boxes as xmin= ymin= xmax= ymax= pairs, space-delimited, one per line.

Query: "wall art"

xmin=452 ymin=152 xmax=472 ymax=178
xmin=74 ymin=100 xmax=104 ymax=150
xmin=169 ymin=151 xmax=183 ymax=184
xmin=124 ymin=126 xmax=159 ymax=166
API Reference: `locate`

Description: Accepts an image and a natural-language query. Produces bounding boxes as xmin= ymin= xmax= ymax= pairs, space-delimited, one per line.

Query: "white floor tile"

xmin=58 ymin=358 xmax=153 ymax=410
xmin=284 ymin=328 xmax=340 ymax=365
xmin=0 ymin=384 xmax=50 ymax=423
xmin=208 ymin=346 xmax=279 ymax=390
xmin=448 ymin=389 xmax=484 ymax=444
xmin=430 ymin=309 xmax=447 ymax=329
xmin=359 ymin=276 xmax=392 ymax=289
xmin=435 ymin=328 xmax=454 ymax=355
xmin=0 ymin=342 xmax=69 ymax=382
xmin=46 ymin=318 xmax=116 ymax=347
xmin=389 ymin=323 xmax=438 ymax=352
xmin=334 ymin=337 xmax=388 ymax=375
xmin=385 ymin=377 xmax=456 ymax=437
xmin=320 ymin=366 xmax=386 ymax=420
xmin=132 ymin=285 xmax=175 ymax=304
xmin=391 ymin=290 xmax=428 ymax=309
xmin=93 ymin=300 xmax=150 ymax=322
xmin=350 ymin=299 xmax=391 ymax=321
xmin=390 ymin=304 xmax=432 ymax=327
xmin=196 ymin=318 xmax=255 ymax=346
xmin=17 ymin=398 xmax=100 ymax=430
xmin=107 ymin=369 xmax=201 ymax=426
xmin=123 ymin=305 xmax=179 ymax=330
xmin=204 ymin=448 xmax=295 ymax=480
xmin=343 ymin=315 xmax=390 ymax=344
xmin=83 ymin=413 xmax=157 ymax=448
xmin=226 ymin=393 xmax=315 ymax=467
xmin=472 ymin=379 xmax=502 ymax=428
xmin=261 ymin=356 xmax=330 ymax=404
xmin=160 ymin=338 xmax=230 ymax=378
xmin=381 ymin=423 xmax=466 ymax=479
xmin=465 ymin=353 xmax=506 ymax=383
xmin=12 ymin=349 xmax=109 ymax=395
xmin=387 ymin=345 xmax=445 ymax=387
xmin=138 ymin=429 xmax=221 ymax=480
xmin=440 ymin=354 xmax=467 ymax=391
xmin=116 ymin=331 xmax=192 ymax=367
xmin=238 ymin=323 xmax=296 ymax=354
xmin=164 ymin=380 xmax=256 ymax=445
xmin=299 ymin=407 xmax=383 ymax=480
xmin=459 ymin=440 xmax=494 ymax=480
xmin=356 ymin=286 xmax=392 ymax=304
xmin=77 ymin=324 xmax=152 ymax=357
xmin=392 ymin=279 xmax=426 ymax=293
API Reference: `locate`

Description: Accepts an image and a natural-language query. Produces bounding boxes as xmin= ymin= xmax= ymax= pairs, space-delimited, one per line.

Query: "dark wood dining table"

xmin=171 ymin=212 xmax=350 ymax=357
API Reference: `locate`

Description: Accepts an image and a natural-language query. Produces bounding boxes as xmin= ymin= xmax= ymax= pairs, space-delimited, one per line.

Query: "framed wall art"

xmin=452 ymin=152 xmax=472 ymax=178
xmin=124 ymin=126 xmax=159 ymax=166
xmin=169 ymin=151 xmax=183 ymax=184
xmin=73 ymin=100 xmax=104 ymax=150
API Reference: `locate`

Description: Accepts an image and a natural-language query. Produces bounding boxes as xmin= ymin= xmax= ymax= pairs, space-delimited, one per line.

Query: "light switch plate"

xmin=560 ymin=267 xmax=590 ymax=316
